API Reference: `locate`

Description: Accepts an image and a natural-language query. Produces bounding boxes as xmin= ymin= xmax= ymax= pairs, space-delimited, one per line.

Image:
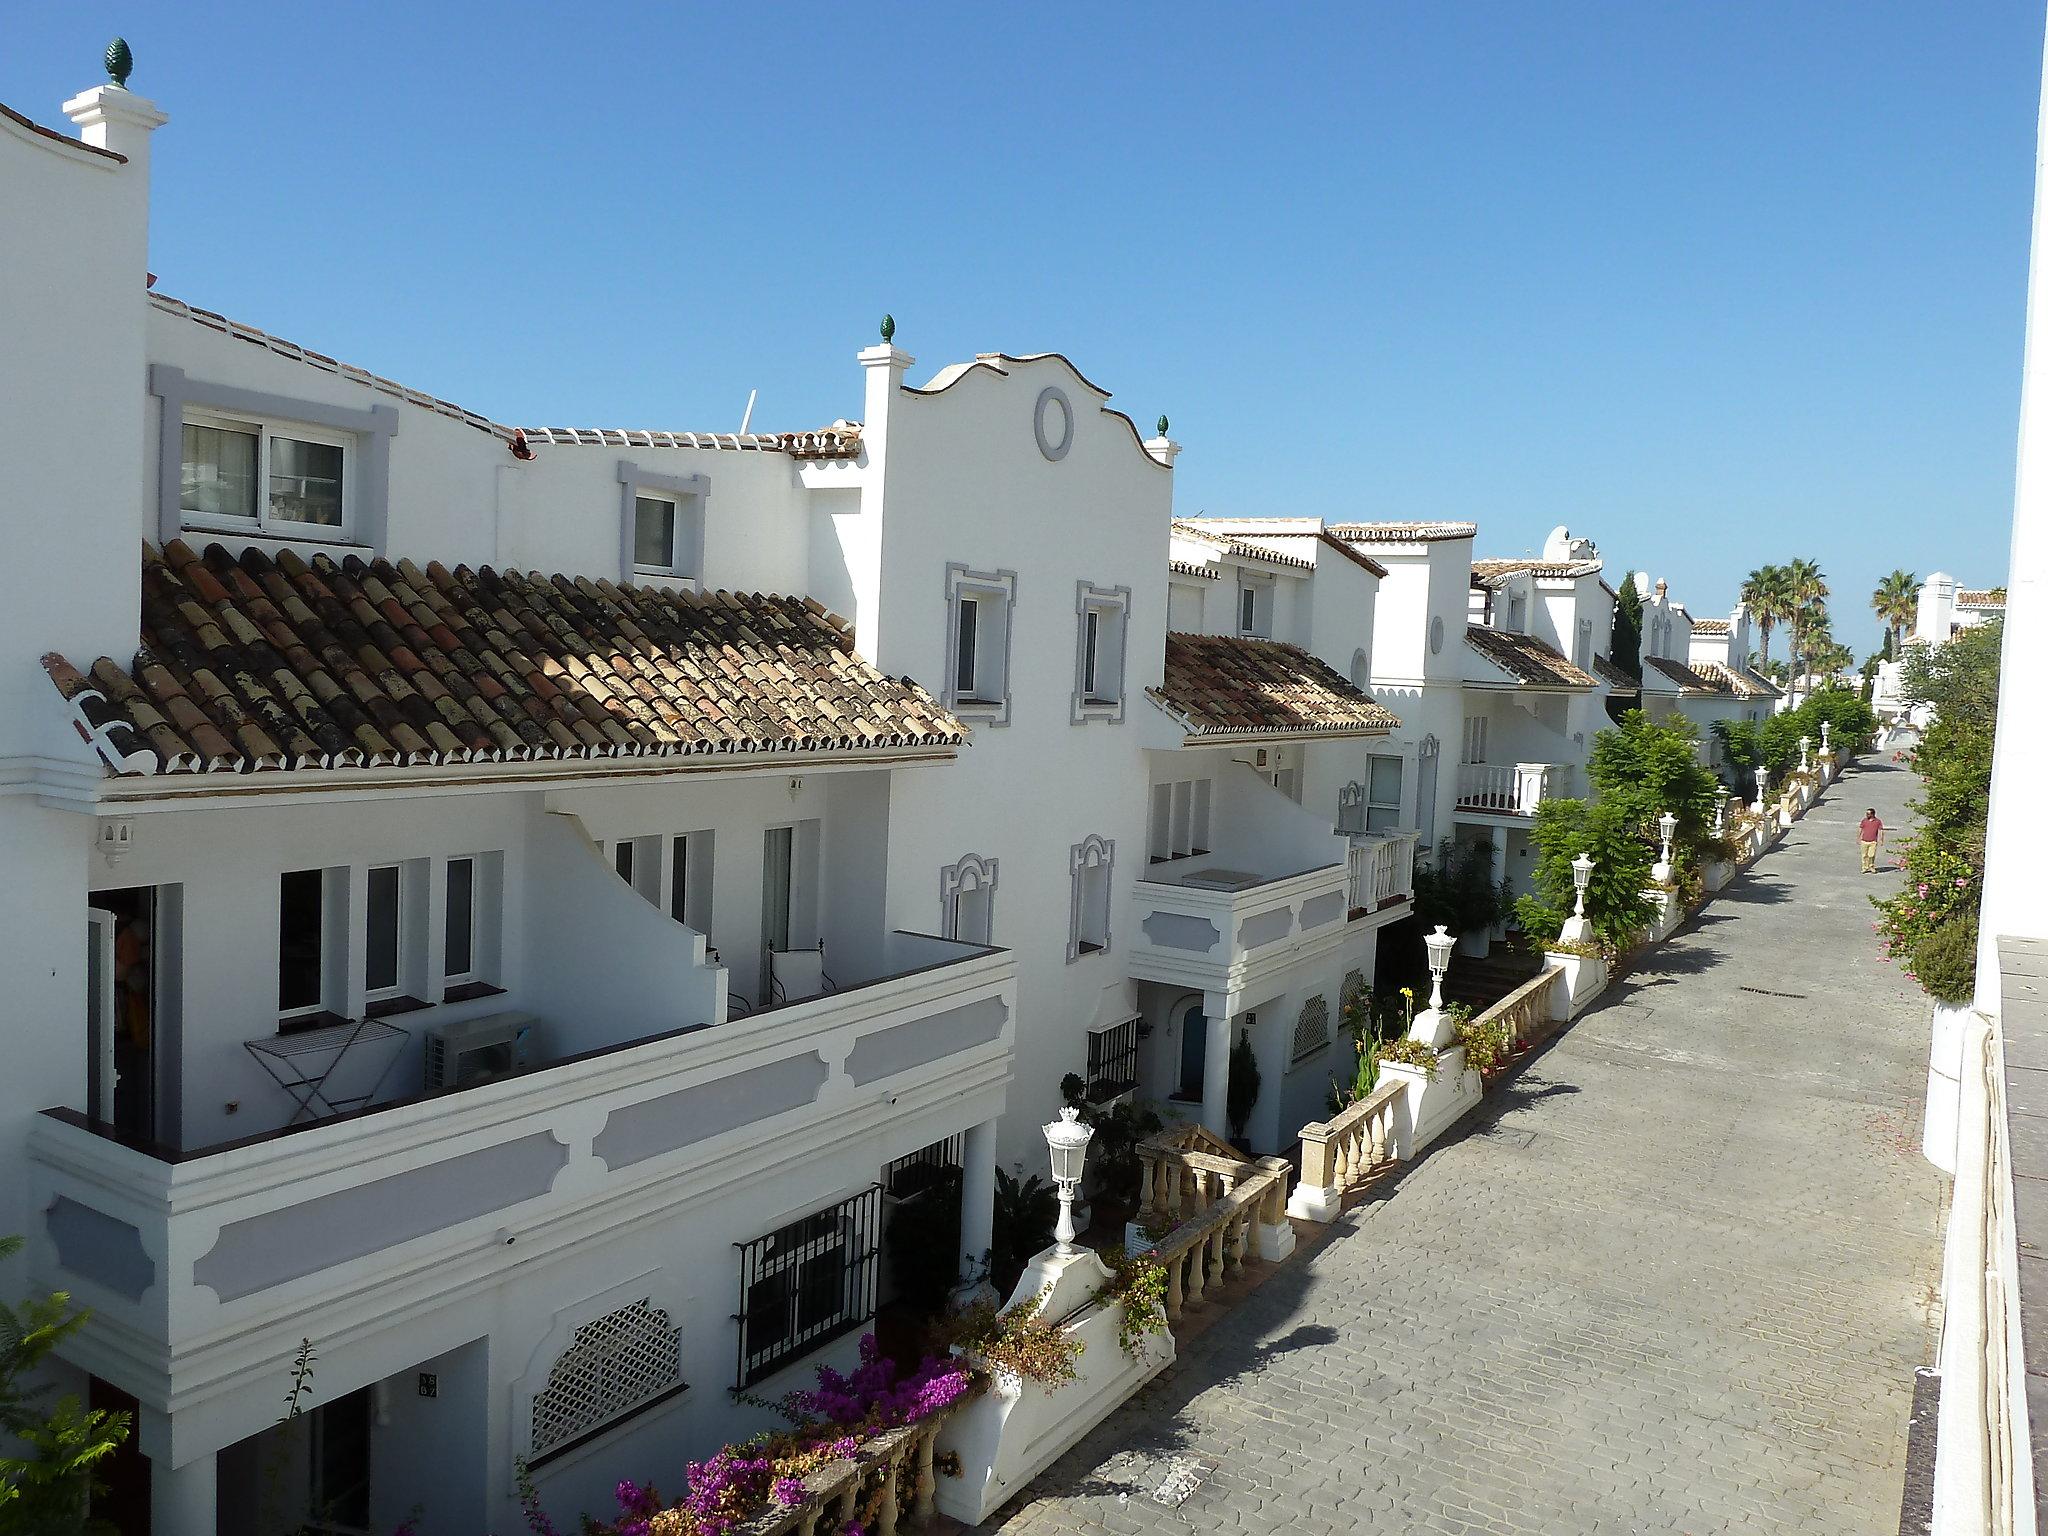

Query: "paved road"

xmin=993 ymin=757 xmax=1943 ymax=1536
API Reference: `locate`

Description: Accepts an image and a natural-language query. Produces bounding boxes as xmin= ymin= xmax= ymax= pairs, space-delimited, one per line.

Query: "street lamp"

xmin=1820 ymin=719 xmax=1832 ymax=752
xmin=1423 ymin=923 xmax=1456 ymax=1012
xmin=1560 ymin=852 xmax=1596 ymax=945
xmin=1799 ymin=735 xmax=1812 ymax=774
xmin=1042 ymin=1106 xmax=1094 ymax=1257
xmin=1652 ymin=810 xmax=1677 ymax=884
xmin=1712 ymin=786 xmax=1729 ymax=837
xmin=1754 ymin=765 xmax=1769 ymax=815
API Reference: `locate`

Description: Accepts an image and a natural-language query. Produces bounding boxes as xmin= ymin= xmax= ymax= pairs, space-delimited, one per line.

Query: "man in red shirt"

xmin=1859 ymin=808 xmax=1884 ymax=873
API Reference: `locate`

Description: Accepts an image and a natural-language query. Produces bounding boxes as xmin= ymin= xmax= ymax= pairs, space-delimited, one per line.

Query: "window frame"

xmin=180 ymin=407 xmax=357 ymax=541
xmin=1365 ymin=753 xmax=1405 ymax=834
xmin=943 ymin=564 xmax=1018 ymax=725
xmin=363 ymin=863 xmax=405 ymax=1005
xmin=1236 ymin=576 xmax=1274 ymax=638
xmin=939 ymin=853 xmax=999 ymax=945
xmin=277 ymin=867 xmax=331 ymax=1027
xmin=1072 ymin=581 xmax=1132 ymax=723
xmin=735 ymin=1187 xmax=882 ymax=1387
xmin=443 ymin=856 xmax=478 ymax=989
xmin=632 ymin=493 xmax=681 ymax=574
xmin=616 ymin=460 xmax=708 ymax=584
xmin=1067 ymin=834 xmax=1115 ymax=963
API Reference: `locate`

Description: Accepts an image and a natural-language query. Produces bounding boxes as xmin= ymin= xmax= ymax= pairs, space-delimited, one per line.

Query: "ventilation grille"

xmin=530 ymin=1299 xmax=683 ymax=1461
xmin=1292 ymin=994 xmax=1331 ymax=1063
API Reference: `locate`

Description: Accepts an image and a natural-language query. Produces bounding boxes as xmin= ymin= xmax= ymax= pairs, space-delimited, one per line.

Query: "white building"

xmin=1640 ymin=598 xmax=1779 ymax=776
xmin=0 ymin=61 xmax=1369 ymax=1536
xmin=1873 ymin=572 xmax=2005 ymax=722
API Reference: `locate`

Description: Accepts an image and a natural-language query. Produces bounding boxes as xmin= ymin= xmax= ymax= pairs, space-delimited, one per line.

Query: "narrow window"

xmin=1366 ymin=754 xmax=1405 ymax=833
xmin=269 ymin=436 xmax=345 ymax=527
xmin=445 ymin=857 xmax=476 ymax=981
xmin=278 ymin=869 xmax=325 ymax=1020
xmin=1148 ymin=783 xmax=1172 ymax=863
xmin=614 ymin=839 xmax=636 ymax=885
xmin=1078 ymin=863 xmax=1110 ymax=952
xmin=634 ymin=495 xmax=677 ymax=570
xmin=365 ymin=864 xmax=402 ymax=998
xmin=955 ymin=598 xmax=980 ymax=697
xmin=1083 ymin=609 xmax=1101 ymax=696
xmin=670 ymin=835 xmax=690 ymax=924
xmin=1240 ymin=586 xmax=1257 ymax=633
xmin=181 ymin=422 xmax=259 ymax=520
xmin=953 ymin=882 xmax=993 ymax=946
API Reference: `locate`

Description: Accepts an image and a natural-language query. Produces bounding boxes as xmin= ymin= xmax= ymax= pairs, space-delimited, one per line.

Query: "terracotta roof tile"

xmin=1589 ymin=653 xmax=1640 ymax=693
xmin=1327 ymin=521 xmax=1479 ymax=544
xmin=1169 ymin=520 xmax=1315 ymax=571
xmin=1958 ymin=589 xmax=2006 ymax=608
xmin=1689 ymin=617 xmax=1731 ymax=635
xmin=1169 ymin=559 xmax=1221 ymax=580
xmin=1470 ymin=557 xmax=1604 ymax=586
xmin=1697 ymin=660 xmax=1781 ymax=698
xmin=1150 ymin=633 xmax=1399 ymax=741
xmin=1642 ymin=655 xmax=1720 ymax=694
xmin=1465 ymin=625 xmax=1599 ymax=689
xmin=46 ymin=542 xmax=966 ymax=777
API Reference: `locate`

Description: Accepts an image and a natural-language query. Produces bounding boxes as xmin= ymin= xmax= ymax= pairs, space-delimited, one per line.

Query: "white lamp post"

xmin=1754 ymin=765 xmax=1769 ymax=815
xmin=1423 ymin=923 xmax=1456 ymax=1013
xmin=1799 ymin=735 xmax=1812 ymax=774
xmin=1820 ymin=719 xmax=1832 ymax=752
xmin=1712 ymin=786 xmax=1729 ymax=837
xmin=1042 ymin=1106 xmax=1094 ymax=1257
xmin=1652 ymin=810 xmax=1677 ymax=885
xmin=1560 ymin=852 xmax=1596 ymax=945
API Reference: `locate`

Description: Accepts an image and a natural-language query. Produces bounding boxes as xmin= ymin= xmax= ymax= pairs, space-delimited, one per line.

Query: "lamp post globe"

xmin=1712 ymin=786 xmax=1729 ymax=836
xmin=1651 ymin=809 xmax=1677 ymax=884
xmin=1560 ymin=853 xmax=1596 ymax=945
xmin=1042 ymin=1105 xmax=1095 ymax=1256
xmin=1754 ymin=765 xmax=1769 ymax=813
xmin=1799 ymin=735 xmax=1812 ymax=773
xmin=1423 ymin=923 xmax=1456 ymax=1012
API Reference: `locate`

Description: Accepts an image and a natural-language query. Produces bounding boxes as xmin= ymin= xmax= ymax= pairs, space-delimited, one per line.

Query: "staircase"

xmin=1443 ymin=938 xmax=1543 ymax=1013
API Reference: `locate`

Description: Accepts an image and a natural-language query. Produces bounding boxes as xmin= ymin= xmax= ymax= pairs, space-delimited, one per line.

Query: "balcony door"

xmin=87 ymin=888 xmax=158 ymax=1143
xmin=1176 ymin=1002 xmax=1208 ymax=1101
xmin=761 ymin=826 xmax=795 ymax=999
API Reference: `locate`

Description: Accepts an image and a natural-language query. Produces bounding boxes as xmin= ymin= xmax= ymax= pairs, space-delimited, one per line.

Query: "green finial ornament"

xmin=1157 ymin=415 xmax=1170 ymax=436
xmin=880 ymin=314 xmax=896 ymax=345
xmin=105 ymin=37 xmax=133 ymax=88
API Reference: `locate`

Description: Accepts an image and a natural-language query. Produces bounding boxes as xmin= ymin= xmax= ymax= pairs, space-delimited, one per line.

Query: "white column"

xmin=151 ymin=1450 xmax=217 ymax=1536
xmin=957 ymin=1119 xmax=997 ymax=1285
xmin=1199 ymin=1000 xmax=1233 ymax=1140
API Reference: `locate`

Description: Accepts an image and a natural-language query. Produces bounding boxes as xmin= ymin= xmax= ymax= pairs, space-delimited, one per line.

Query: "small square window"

xmin=182 ymin=422 xmax=259 ymax=521
xmin=634 ymin=496 xmax=678 ymax=570
xmin=182 ymin=412 xmax=353 ymax=538
xmin=270 ymin=436 xmax=345 ymax=527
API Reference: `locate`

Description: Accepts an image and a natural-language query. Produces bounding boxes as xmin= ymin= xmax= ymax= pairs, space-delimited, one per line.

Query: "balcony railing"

xmin=29 ymin=933 xmax=1013 ymax=1392
xmin=1347 ymin=830 xmax=1418 ymax=914
xmin=1455 ymin=762 xmax=1572 ymax=815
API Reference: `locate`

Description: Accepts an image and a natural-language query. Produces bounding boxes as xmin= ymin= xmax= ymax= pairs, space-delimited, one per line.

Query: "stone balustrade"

xmin=1289 ymin=1078 xmax=1403 ymax=1221
xmin=750 ymin=1405 xmax=959 ymax=1536
xmin=1133 ymin=1126 xmax=1293 ymax=1324
xmin=1473 ymin=967 xmax=1562 ymax=1069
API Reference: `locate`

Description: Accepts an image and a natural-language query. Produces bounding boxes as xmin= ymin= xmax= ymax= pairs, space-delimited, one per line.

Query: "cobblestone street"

xmin=992 ymin=757 xmax=1944 ymax=1536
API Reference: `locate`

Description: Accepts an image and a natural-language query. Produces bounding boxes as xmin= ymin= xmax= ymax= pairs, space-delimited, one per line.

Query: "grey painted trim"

xmin=942 ymin=563 xmax=1018 ymax=727
xmin=1070 ymin=580 xmax=1132 ymax=725
xmin=1034 ymin=385 xmax=1075 ymax=461
xmin=150 ymin=364 xmax=399 ymax=550
xmin=1299 ymin=890 xmax=1346 ymax=931
xmin=194 ymin=1131 xmax=567 ymax=1301
xmin=617 ymin=459 xmax=710 ymax=584
xmin=46 ymin=1197 xmax=155 ymax=1303
xmin=1140 ymin=910 xmax=1221 ymax=953
xmin=939 ymin=853 xmax=998 ymax=942
xmin=845 ymin=996 xmax=1008 ymax=1085
xmin=592 ymin=1052 xmax=828 ymax=1171
xmin=1066 ymin=833 xmax=1115 ymax=963
xmin=1236 ymin=905 xmax=1295 ymax=950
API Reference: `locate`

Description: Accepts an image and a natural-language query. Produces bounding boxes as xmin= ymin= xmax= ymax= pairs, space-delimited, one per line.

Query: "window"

xmin=308 ymin=1387 xmax=373 ymax=1532
xmin=670 ymin=833 xmax=713 ymax=932
xmin=1576 ymin=618 xmax=1594 ymax=668
xmin=1237 ymin=579 xmax=1274 ymax=638
xmin=1073 ymin=582 xmax=1131 ymax=721
xmin=1461 ymin=714 xmax=1489 ymax=765
xmin=944 ymin=565 xmax=1017 ymax=723
xmin=181 ymin=412 xmax=350 ymax=534
xmin=1068 ymin=835 xmax=1114 ymax=962
xmin=736 ymin=1188 xmax=882 ymax=1387
xmin=278 ymin=868 xmax=326 ymax=1022
xmin=365 ymin=864 xmax=402 ymax=1001
xmin=940 ymin=854 xmax=998 ymax=946
xmin=613 ymin=839 xmax=635 ymax=886
xmin=1148 ymin=779 xmax=1212 ymax=862
xmin=616 ymin=461 xmax=706 ymax=582
xmin=529 ymin=1299 xmax=686 ymax=1465
xmin=1085 ymin=1018 xmax=1140 ymax=1102
xmin=445 ymin=857 xmax=476 ymax=982
xmin=1366 ymin=754 xmax=1405 ymax=833
xmin=633 ymin=495 xmax=678 ymax=571
xmin=1291 ymin=994 xmax=1332 ymax=1064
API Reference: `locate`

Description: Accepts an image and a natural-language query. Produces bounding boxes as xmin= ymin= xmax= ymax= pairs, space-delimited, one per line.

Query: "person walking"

xmin=1859 ymin=807 xmax=1884 ymax=873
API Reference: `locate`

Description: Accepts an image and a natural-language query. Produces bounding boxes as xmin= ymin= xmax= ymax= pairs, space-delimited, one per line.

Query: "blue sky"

xmin=8 ymin=2 xmax=2041 ymax=652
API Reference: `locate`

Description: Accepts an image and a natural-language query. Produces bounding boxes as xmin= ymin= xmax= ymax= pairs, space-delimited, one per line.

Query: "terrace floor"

xmin=989 ymin=756 xmax=1943 ymax=1535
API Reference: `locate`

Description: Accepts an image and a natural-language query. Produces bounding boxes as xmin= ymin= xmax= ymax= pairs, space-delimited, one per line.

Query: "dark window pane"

xmin=955 ymin=599 xmax=978 ymax=695
xmin=366 ymin=865 xmax=400 ymax=993
xmin=634 ymin=497 xmax=675 ymax=568
xmin=279 ymin=869 xmax=324 ymax=1013
xmin=269 ymin=437 xmax=344 ymax=527
xmin=446 ymin=858 xmax=474 ymax=976
xmin=670 ymin=837 xmax=689 ymax=923
xmin=614 ymin=840 xmax=635 ymax=884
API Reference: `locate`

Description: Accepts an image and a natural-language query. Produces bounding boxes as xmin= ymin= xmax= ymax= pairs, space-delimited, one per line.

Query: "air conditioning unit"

xmin=423 ymin=1011 xmax=536 ymax=1092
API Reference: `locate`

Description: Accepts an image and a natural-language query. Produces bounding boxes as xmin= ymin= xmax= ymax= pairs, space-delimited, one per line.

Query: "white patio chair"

xmin=769 ymin=943 xmax=834 ymax=1005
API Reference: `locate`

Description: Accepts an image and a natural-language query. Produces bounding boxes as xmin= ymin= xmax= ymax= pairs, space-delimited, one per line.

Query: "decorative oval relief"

xmin=1429 ymin=615 xmax=1445 ymax=655
xmin=1035 ymin=386 xmax=1074 ymax=462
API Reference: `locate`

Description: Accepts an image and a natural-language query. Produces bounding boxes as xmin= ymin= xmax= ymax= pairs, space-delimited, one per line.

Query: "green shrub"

xmin=1513 ymin=798 xmax=1655 ymax=947
xmin=1911 ymin=919 xmax=1980 ymax=1006
xmin=1411 ymin=837 xmax=1513 ymax=937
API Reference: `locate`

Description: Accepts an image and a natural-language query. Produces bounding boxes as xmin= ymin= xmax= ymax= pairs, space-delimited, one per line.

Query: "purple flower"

xmin=772 ymin=1477 xmax=807 ymax=1506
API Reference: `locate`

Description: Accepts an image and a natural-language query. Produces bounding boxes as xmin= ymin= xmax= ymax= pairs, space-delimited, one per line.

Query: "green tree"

xmin=1585 ymin=710 xmax=1722 ymax=870
xmin=0 ymin=1236 xmax=131 ymax=1536
xmin=1741 ymin=564 xmax=1793 ymax=667
xmin=1513 ymin=799 xmax=1656 ymax=947
xmin=1226 ymin=1030 xmax=1262 ymax=1145
xmin=1611 ymin=575 xmax=1643 ymax=677
xmin=1783 ymin=557 xmax=1830 ymax=700
xmin=1871 ymin=569 xmax=1919 ymax=657
xmin=1409 ymin=838 xmax=1511 ymax=938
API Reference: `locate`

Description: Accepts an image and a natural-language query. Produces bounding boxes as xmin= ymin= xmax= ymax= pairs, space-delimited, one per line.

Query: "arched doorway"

xmin=1176 ymin=999 xmax=1208 ymax=1101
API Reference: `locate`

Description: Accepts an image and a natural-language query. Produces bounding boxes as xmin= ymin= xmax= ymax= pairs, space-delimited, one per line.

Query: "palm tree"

xmin=1740 ymin=565 xmax=1793 ymax=667
xmin=1871 ymin=569 xmax=1918 ymax=657
xmin=1783 ymin=557 xmax=1829 ymax=703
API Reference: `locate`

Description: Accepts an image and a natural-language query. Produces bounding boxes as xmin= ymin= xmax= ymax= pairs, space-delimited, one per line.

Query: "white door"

xmin=761 ymin=826 xmax=795 ymax=997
